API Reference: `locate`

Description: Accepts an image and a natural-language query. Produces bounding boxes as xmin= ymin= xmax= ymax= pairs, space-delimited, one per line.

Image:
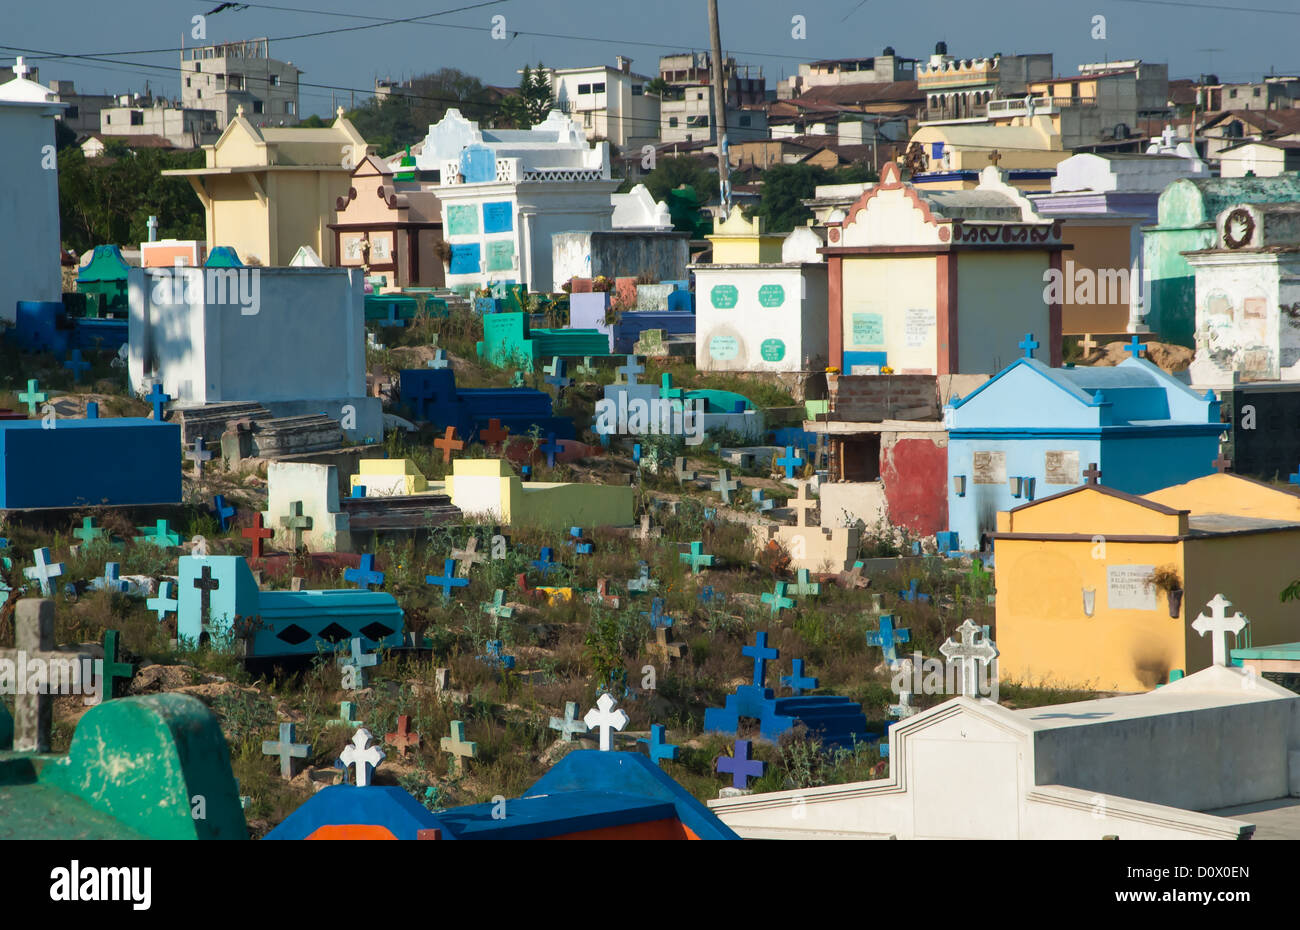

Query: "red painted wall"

xmin=881 ymin=437 xmax=948 ymax=536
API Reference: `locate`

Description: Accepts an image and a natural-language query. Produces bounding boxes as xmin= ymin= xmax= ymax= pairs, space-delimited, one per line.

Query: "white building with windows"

xmin=180 ymin=37 xmax=300 ymax=128
xmin=417 ymin=109 xmax=620 ymax=293
xmin=537 ymin=57 xmax=660 ymax=153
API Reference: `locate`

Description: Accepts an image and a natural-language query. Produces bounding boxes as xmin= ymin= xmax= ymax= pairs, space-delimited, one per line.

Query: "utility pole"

xmin=707 ymin=0 xmax=730 ymax=215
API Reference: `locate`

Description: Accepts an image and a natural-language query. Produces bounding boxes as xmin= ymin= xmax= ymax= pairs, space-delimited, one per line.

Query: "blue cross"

xmin=521 ymin=464 xmax=532 ymax=480
xmin=428 ymin=349 xmax=448 ymax=369
xmin=64 ymin=349 xmax=90 ymax=383
xmin=698 ymin=585 xmax=725 ymax=605
xmin=532 ymin=547 xmax=560 ymax=578
xmin=632 ymin=443 xmax=642 ymax=465
xmin=742 ymin=631 xmax=779 ymax=688
xmin=899 ymin=578 xmax=931 ymax=604
xmin=776 ymin=445 xmax=805 ymax=479
xmin=781 ymin=658 xmax=818 ymax=696
xmin=425 ymin=558 xmax=468 ymax=600
xmin=616 ymin=355 xmax=643 ymax=385
xmin=1289 ymin=466 xmax=1300 ymax=488
xmin=716 ymin=739 xmax=764 ymax=789
xmin=638 ymin=724 xmax=679 ymax=766
xmin=91 ymin=562 xmax=128 ymax=594
xmin=85 ymin=401 xmax=98 ymax=419
xmin=539 ymin=433 xmax=562 ymax=468
xmin=1124 ymin=334 xmax=1148 ymax=359
xmin=543 ymin=357 xmax=571 ymax=392
xmin=751 ymin=489 xmax=774 ymax=512
xmin=866 ymin=614 xmax=912 ymax=666
xmin=478 ymin=640 xmax=516 ymax=670
xmin=146 ymin=382 xmax=170 ymax=421
xmin=146 ymin=581 xmax=178 ymax=622
xmin=568 ymin=526 xmax=592 ymax=554
xmin=352 ymin=485 xmax=367 ymax=498
xmin=641 ymin=597 xmax=674 ymax=630
xmin=212 ymin=495 xmax=236 ymax=531
xmin=1018 ymin=333 xmax=1039 ymax=359
xmin=345 ymin=553 xmax=386 ymax=590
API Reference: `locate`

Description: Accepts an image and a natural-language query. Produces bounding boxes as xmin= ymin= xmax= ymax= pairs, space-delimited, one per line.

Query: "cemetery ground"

xmin=2 ymin=307 xmax=1098 ymax=838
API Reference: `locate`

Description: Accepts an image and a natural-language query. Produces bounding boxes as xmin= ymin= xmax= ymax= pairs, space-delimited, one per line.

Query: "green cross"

xmin=792 ymin=569 xmax=821 ymax=597
xmin=133 ymin=518 xmax=182 ymax=549
xmin=101 ymin=629 xmax=134 ymax=700
xmin=481 ymin=590 xmax=514 ymax=624
xmin=73 ymin=517 xmax=106 ymax=547
xmin=326 ymin=700 xmax=364 ymax=728
xmin=441 ymin=720 xmax=478 ymax=775
xmin=679 ymin=541 xmax=715 ymax=574
xmin=761 ymin=581 xmax=796 ymax=616
xmin=660 ymin=373 xmax=683 ymax=400
xmin=280 ymin=501 xmax=313 ymax=549
xmin=17 ymin=379 xmax=48 ymax=416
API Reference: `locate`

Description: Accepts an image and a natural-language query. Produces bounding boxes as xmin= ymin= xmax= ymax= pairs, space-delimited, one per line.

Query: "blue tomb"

xmin=398 ymin=368 xmax=574 ymax=441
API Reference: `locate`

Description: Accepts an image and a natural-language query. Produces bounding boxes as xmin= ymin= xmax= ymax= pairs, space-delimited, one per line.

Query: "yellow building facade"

xmin=163 ymin=107 xmax=371 ymax=265
xmin=705 ymin=206 xmax=784 ymax=264
xmin=994 ymin=475 xmax=1300 ymax=692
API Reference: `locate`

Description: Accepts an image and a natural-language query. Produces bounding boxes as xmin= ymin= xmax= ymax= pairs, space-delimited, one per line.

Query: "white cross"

xmin=24 ymin=548 xmax=64 ymax=596
xmin=338 ymin=727 xmax=385 ymax=786
xmin=186 ymin=437 xmax=212 ymax=477
xmin=617 ymin=355 xmax=644 ymax=386
xmin=889 ymin=658 xmax=918 ymax=719
xmin=13 ymin=57 xmax=28 ymax=80
xmin=939 ymin=619 xmax=999 ymax=697
xmin=583 ymin=693 xmax=628 ymax=751
xmin=1191 ymin=594 xmax=1248 ymax=668
xmin=789 ymin=481 xmax=818 ymax=528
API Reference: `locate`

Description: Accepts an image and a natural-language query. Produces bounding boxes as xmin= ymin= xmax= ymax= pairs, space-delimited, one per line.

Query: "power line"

xmin=1111 ymin=0 xmax=1300 ymax=16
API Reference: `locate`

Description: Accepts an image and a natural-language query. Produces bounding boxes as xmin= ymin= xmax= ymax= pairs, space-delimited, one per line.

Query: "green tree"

xmin=345 ymin=95 xmax=420 ymax=157
xmin=641 ymin=154 xmax=717 ymax=204
xmin=495 ymin=63 xmax=554 ymax=129
xmin=645 ymin=77 xmax=669 ymax=97
xmin=58 ymin=147 xmax=206 ymax=253
xmin=750 ymin=163 xmax=833 ymax=232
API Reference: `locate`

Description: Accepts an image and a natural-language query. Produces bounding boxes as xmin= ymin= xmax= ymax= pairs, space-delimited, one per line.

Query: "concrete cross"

xmin=641 ymin=596 xmax=674 ymax=630
xmin=1080 ymin=333 xmax=1098 ymax=355
xmin=539 ymin=432 xmax=562 ymax=468
xmin=788 ymin=481 xmax=818 ymax=527
xmin=440 ymin=720 xmax=478 ymax=774
xmin=531 ymin=546 xmax=560 ymax=578
xmin=762 ymin=581 xmax=795 ymax=616
xmin=569 ymin=526 xmax=592 ymax=554
xmin=243 ymin=511 xmax=274 ymax=559
xmin=837 ymin=560 xmax=868 ymax=590
xmin=327 ymin=700 xmax=364 ymax=729
xmin=345 ymin=553 xmax=385 ymax=589
xmin=646 ymin=625 xmax=685 ymax=663
xmin=279 ymin=501 xmax=313 ymax=549
xmin=478 ymin=639 xmax=516 ymax=670
xmin=428 ymin=348 xmax=449 ymax=369
xmin=588 ymin=578 xmax=620 ymax=608
xmin=1083 ymin=462 xmax=1102 ymax=485
xmin=91 ymin=562 xmax=128 ymax=594
xmin=781 ymin=658 xmax=818 ymax=696
xmin=7 ymin=599 xmax=88 ymax=751
xmin=1191 ymin=594 xmax=1248 ymax=667
xmin=147 ymin=581 xmax=178 ymax=622
xmin=17 ymin=379 xmax=48 ymax=416
xmin=385 ymin=715 xmax=421 ymax=757
xmin=434 ymin=426 xmax=464 ymax=463
xmin=72 ymin=517 xmax=105 ymax=547
xmin=711 ymin=468 xmax=739 ymax=504
xmin=792 ymin=569 xmax=821 ymax=597
xmin=1018 ymin=333 xmax=1039 ymax=359
xmin=212 ymin=494 xmax=236 ymax=531
xmin=450 ymin=536 xmax=486 ymax=576
xmin=478 ymin=418 xmax=509 ymax=449
xmin=776 ymin=445 xmax=805 ymax=479
xmin=627 ymin=561 xmax=656 ymax=593
xmin=135 ymin=518 xmax=182 ymax=549
xmin=638 ymin=724 xmax=679 ymax=766
xmin=339 ymin=727 xmax=385 ymax=786
xmin=584 ymin=693 xmax=629 ymax=751
xmin=480 ymin=589 xmax=514 ymax=624
xmin=637 ymin=514 xmax=661 ymax=541
xmin=548 ymin=701 xmax=589 ymax=742
xmin=743 ymin=631 xmax=779 ymax=687
xmin=890 ymin=658 xmax=918 ymax=719
xmin=145 ymin=382 xmax=170 ymax=421
xmin=674 ymin=456 xmax=698 ymax=485
xmin=64 ymin=349 xmax=90 ymax=383
xmin=679 ymin=540 xmax=714 ymax=574
xmin=751 ymin=488 xmax=774 ymax=512
xmin=717 ymin=739 xmax=764 ymax=790
xmin=338 ymin=637 xmax=379 ymax=677
xmin=24 ymin=547 xmax=64 ymax=596
xmin=12 ymin=56 xmax=29 ymax=79
xmin=1124 ymin=334 xmax=1148 ymax=360
xmin=616 ymin=354 xmax=644 ymax=385
xmin=262 ymin=722 xmax=310 ymax=779
xmin=100 ymin=629 xmax=134 ymax=700
xmin=543 ymin=356 xmax=571 ymax=394
xmin=939 ymin=619 xmax=999 ymax=697
xmin=425 ymin=558 xmax=468 ymax=600
xmin=1213 ymin=451 xmax=1232 ymax=474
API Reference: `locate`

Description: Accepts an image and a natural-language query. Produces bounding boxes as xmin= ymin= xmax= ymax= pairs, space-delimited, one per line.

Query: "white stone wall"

xmin=0 ymin=98 xmax=64 ymax=323
xmin=694 ymin=263 xmax=829 ymax=372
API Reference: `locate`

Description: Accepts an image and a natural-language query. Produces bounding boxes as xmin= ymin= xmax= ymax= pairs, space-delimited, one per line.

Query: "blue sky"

xmin=5 ymin=0 xmax=1297 ymax=118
